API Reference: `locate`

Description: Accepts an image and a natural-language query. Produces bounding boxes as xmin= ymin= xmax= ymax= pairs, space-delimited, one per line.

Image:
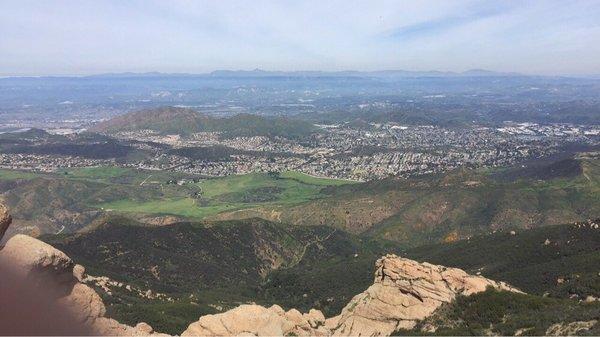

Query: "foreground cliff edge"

xmin=0 ymin=205 xmax=521 ymax=336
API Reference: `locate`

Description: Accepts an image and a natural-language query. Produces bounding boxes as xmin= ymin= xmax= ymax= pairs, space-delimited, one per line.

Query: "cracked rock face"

xmin=326 ymin=254 xmax=521 ymax=337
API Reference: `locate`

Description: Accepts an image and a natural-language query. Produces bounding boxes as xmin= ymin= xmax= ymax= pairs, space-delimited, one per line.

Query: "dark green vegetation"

xmin=91 ymin=106 xmax=318 ymax=139
xmin=43 ymin=216 xmax=600 ymax=335
xmin=47 ymin=217 xmax=372 ymax=292
xmin=0 ymin=129 xmax=147 ymax=160
xmin=405 ymin=221 xmax=600 ymax=299
xmin=493 ymin=157 xmax=585 ymax=181
xmin=44 ymin=217 xmax=390 ymax=333
xmin=402 ymin=221 xmax=600 ymax=335
xmin=260 ymin=221 xmax=600 ymax=325
xmin=29 ymin=157 xmax=599 ymax=335
xmin=397 ymin=289 xmax=600 ymax=336
xmin=243 ymin=155 xmax=600 ymax=247
xmin=261 ymin=247 xmax=383 ymax=316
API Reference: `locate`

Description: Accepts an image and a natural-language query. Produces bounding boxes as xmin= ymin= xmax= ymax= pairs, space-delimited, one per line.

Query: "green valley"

xmin=0 ymin=166 xmax=353 ymax=236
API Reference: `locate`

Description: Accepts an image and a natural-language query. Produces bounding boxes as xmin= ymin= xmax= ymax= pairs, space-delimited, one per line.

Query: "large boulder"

xmin=182 ymin=304 xmax=328 ymax=336
xmin=326 ymin=254 xmax=521 ymax=336
xmin=0 ymin=233 xmax=163 ymax=336
xmin=0 ymin=203 xmax=11 ymax=242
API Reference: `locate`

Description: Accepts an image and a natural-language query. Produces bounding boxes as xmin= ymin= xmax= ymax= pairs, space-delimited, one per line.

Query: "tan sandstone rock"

xmin=0 ymin=203 xmax=11 ymax=242
xmin=326 ymin=254 xmax=521 ymax=337
xmin=73 ymin=263 xmax=86 ymax=282
xmin=1 ymin=234 xmax=73 ymax=274
xmin=181 ymin=254 xmax=520 ymax=337
xmin=0 ymin=231 xmax=162 ymax=336
xmin=546 ymin=320 xmax=597 ymax=336
xmin=182 ymin=304 xmax=328 ymax=336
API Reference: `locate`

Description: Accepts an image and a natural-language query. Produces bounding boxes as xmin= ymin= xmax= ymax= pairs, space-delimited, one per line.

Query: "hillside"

xmin=397 ymin=288 xmax=600 ymax=336
xmin=0 ymin=129 xmax=145 ymax=160
xmin=218 ymin=155 xmax=600 ymax=247
xmin=2 ymin=154 xmax=597 ymax=248
xmin=405 ymin=220 xmax=600 ymax=299
xmin=40 ymin=217 xmax=600 ymax=335
xmin=45 ymin=217 xmax=371 ymax=291
xmin=262 ymin=220 xmax=600 ymax=320
xmin=13 ymin=210 xmax=590 ymax=337
xmin=42 ymin=216 xmax=390 ymax=333
xmin=90 ymin=107 xmax=317 ymax=139
xmin=0 ymin=168 xmax=202 ymax=236
xmin=0 ymin=167 xmax=351 ymax=236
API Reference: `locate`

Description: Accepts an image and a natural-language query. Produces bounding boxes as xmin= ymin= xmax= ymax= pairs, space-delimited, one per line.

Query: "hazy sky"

xmin=1 ymin=0 xmax=600 ymax=76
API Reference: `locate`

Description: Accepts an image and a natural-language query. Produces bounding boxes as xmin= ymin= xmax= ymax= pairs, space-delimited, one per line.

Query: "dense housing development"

xmin=1 ymin=119 xmax=598 ymax=181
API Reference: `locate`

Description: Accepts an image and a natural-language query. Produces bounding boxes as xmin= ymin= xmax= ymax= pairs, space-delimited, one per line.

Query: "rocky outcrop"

xmin=0 ymin=203 xmax=523 ymax=337
xmin=325 ymin=254 xmax=521 ymax=336
xmin=182 ymin=304 xmax=328 ymax=336
xmin=0 ymin=209 xmax=164 ymax=336
xmin=0 ymin=203 xmax=11 ymax=242
xmin=180 ymin=254 xmax=521 ymax=337
xmin=0 ymin=233 xmax=521 ymax=337
xmin=546 ymin=320 xmax=597 ymax=336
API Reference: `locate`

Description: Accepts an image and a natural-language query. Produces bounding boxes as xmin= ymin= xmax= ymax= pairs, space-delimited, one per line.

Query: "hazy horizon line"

xmin=2 ymin=68 xmax=599 ymax=79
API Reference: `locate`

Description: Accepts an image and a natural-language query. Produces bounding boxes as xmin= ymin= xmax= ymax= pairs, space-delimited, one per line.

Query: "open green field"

xmin=0 ymin=169 xmax=40 ymax=180
xmin=0 ymin=166 xmax=353 ymax=227
xmin=60 ymin=166 xmax=196 ymax=185
xmin=79 ymin=168 xmax=354 ymax=219
xmin=195 ymin=172 xmax=350 ymax=203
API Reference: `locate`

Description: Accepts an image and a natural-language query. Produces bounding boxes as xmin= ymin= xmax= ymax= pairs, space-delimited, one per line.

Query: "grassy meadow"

xmin=99 ymin=171 xmax=352 ymax=218
xmin=7 ymin=166 xmax=355 ymax=220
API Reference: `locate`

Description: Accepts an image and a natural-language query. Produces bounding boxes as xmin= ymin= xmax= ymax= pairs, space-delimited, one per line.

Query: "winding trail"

xmin=288 ymin=228 xmax=337 ymax=268
xmin=140 ymin=174 xmax=153 ymax=186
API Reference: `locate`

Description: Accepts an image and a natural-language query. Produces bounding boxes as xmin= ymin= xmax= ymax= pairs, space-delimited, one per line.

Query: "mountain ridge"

xmin=74 ymin=69 xmax=528 ymax=79
xmin=90 ymin=106 xmax=317 ymax=139
xmin=208 ymin=156 xmax=600 ymax=246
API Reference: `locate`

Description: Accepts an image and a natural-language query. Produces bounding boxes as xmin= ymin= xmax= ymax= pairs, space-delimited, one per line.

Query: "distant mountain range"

xmin=85 ymin=68 xmax=524 ymax=79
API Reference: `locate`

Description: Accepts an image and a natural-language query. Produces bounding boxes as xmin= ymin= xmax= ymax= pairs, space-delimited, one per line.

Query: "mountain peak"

xmin=90 ymin=106 xmax=317 ymax=139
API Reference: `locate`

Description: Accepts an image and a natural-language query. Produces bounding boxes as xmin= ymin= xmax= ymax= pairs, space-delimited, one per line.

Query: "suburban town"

xmin=1 ymin=121 xmax=598 ymax=181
